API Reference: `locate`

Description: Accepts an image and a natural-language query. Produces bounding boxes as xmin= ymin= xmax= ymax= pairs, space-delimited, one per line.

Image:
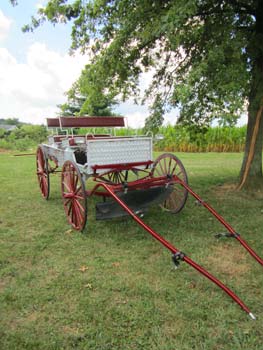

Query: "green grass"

xmin=1 ymin=151 xmax=263 ymax=349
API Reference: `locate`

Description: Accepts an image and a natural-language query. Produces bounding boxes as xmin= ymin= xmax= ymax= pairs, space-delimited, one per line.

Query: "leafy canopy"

xmin=12 ymin=0 xmax=259 ymax=128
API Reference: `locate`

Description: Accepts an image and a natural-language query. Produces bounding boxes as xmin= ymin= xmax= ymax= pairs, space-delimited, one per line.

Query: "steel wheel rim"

xmin=152 ymin=153 xmax=188 ymax=213
xmin=36 ymin=146 xmax=49 ymax=200
xmin=61 ymin=161 xmax=87 ymax=231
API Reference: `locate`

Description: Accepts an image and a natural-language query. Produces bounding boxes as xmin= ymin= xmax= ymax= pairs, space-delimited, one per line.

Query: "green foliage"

xmin=58 ymin=68 xmax=118 ymax=117
xmin=0 ymin=125 xmax=48 ymax=151
xmin=0 ymin=128 xmax=5 ymax=138
xmin=0 ymin=118 xmax=22 ymax=126
xmin=18 ymin=0 xmax=261 ymax=128
xmin=58 ymin=94 xmax=86 ymax=117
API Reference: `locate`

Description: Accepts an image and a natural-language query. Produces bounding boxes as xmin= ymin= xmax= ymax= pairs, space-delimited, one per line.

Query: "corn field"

xmin=153 ymin=125 xmax=247 ymax=152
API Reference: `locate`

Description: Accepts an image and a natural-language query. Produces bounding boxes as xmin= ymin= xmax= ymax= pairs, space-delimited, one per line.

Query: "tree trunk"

xmin=238 ymin=98 xmax=263 ymax=190
xmin=238 ymin=1 xmax=263 ymax=190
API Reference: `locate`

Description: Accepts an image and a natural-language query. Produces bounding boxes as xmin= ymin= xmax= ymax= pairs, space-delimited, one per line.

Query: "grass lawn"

xmin=0 ymin=151 xmax=263 ymax=349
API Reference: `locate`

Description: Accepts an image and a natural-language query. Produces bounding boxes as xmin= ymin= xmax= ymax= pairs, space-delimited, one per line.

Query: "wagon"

xmin=36 ymin=116 xmax=263 ymax=319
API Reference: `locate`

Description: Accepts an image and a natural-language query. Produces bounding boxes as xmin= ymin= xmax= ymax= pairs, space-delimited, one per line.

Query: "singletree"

xmin=11 ymin=0 xmax=263 ymax=189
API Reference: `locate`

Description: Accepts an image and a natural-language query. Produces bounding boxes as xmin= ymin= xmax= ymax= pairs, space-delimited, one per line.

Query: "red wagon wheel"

xmin=151 ymin=153 xmax=188 ymax=213
xmin=36 ymin=146 xmax=50 ymax=200
xmin=61 ymin=160 xmax=87 ymax=231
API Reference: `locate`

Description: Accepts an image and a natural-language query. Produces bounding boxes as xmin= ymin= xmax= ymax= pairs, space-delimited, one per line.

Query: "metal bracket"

xmin=172 ymin=251 xmax=186 ymax=268
xmin=215 ymin=232 xmax=240 ymax=239
xmin=123 ymin=182 xmax=128 ymax=194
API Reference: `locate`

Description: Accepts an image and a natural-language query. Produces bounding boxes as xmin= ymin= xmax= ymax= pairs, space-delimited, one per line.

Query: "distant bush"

xmin=0 ymin=125 xmax=48 ymax=151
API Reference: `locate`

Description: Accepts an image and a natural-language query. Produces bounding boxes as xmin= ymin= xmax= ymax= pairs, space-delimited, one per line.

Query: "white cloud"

xmin=125 ymin=111 xmax=147 ymax=129
xmin=0 ymin=42 xmax=89 ymax=124
xmin=0 ymin=10 xmax=12 ymax=41
xmin=35 ymin=0 xmax=48 ymax=9
xmin=116 ymin=100 xmax=179 ymax=129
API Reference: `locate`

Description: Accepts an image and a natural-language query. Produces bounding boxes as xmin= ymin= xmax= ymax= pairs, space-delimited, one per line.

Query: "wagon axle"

xmin=36 ymin=116 xmax=262 ymax=320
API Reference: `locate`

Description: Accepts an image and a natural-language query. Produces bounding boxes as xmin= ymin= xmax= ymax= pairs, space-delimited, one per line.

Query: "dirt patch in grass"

xmin=213 ymin=183 xmax=237 ymax=198
xmin=62 ymin=325 xmax=84 ymax=336
xmin=0 ymin=280 xmax=7 ymax=291
xmin=214 ymin=183 xmax=263 ymax=200
xmin=205 ymin=245 xmax=250 ymax=277
xmin=0 ymin=149 xmax=12 ymax=154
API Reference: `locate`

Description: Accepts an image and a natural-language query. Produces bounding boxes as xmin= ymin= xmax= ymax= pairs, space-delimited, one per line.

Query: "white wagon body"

xmin=42 ymin=135 xmax=152 ymax=176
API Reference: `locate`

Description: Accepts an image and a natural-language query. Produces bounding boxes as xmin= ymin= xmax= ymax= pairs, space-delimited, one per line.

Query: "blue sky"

xmin=2 ymin=1 xmax=73 ymax=59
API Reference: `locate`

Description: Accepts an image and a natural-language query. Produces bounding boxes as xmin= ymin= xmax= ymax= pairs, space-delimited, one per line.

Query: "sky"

xmin=0 ymin=0 xmax=181 ymax=128
xmin=0 ymin=1 xmax=246 ymax=128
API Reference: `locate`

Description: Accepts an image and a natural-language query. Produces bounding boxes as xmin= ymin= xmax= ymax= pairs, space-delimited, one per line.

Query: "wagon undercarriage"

xmin=36 ymin=116 xmax=263 ymax=320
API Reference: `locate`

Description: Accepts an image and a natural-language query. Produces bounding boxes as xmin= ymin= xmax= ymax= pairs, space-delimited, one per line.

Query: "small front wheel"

xmin=151 ymin=153 xmax=188 ymax=214
xmin=61 ymin=161 xmax=87 ymax=231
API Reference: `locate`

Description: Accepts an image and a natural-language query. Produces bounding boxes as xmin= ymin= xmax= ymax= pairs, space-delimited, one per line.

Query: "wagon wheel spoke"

xmin=175 ymin=170 xmax=183 ymax=177
xmin=63 ymin=198 xmax=71 ymax=207
xmin=62 ymin=180 xmax=71 ymax=193
xmin=66 ymin=201 xmax=73 ymax=216
xmin=41 ymin=177 xmax=48 ymax=195
xmin=74 ymin=201 xmax=84 ymax=223
xmin=75 ymin=185 xmax=82 ymax=194
xmin=151 ymin=153 xmax=188 ymax=214
xmin=153 ymin=166 xmax=162 ymax=177
xmin=163 ymin=157 xmax=168 ymax=174
xmin=158 ymin=160 xmax=165 ymax=176
xmin=167 ymin=157 xmax=172 ymax=175
xmin=69 ymin=169 xmax=76 ymax=191
xmin=173 ymin=186 xmax=185 ymax=193
xmin=71 ymin=204 xmax=75 ymax=224
xmin=75 ymin=195 xmax=85 ymax=201
xmin=170 ymin=163 xmax=178 ymax=176
xmin=73 ymin=172 xmax=79 ymax=189
xmin=75 ymin=198 xmax=85 ymax=212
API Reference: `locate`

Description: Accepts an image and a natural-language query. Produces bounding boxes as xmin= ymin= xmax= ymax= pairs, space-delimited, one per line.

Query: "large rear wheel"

xmin=151 ymin=153 xmax=188 ymax=213
xmin=36 ymin=146 xmax=50 ymax=200
xmin=61 ymin=161 xmax=87 ymax=231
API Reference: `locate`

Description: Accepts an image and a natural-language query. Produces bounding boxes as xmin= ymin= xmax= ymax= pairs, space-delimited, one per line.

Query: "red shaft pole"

xmin=184 ymin=256 xmax=251 ymax=314
xmin=175 ymin=177 xmax=263 ymax=267
xmin=89 ymin=182 xmax=255 ymax=319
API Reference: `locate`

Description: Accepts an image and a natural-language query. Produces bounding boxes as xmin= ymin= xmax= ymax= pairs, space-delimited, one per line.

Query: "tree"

xmin=0 ymin=118 xmax=21 ymax=126
xmin=58 ymin=67 xmax=117 ymax=117
xmin=12 ymin=0 xmax=263 ymax=189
